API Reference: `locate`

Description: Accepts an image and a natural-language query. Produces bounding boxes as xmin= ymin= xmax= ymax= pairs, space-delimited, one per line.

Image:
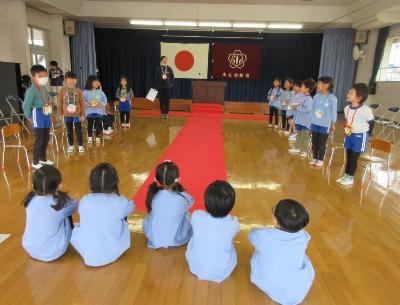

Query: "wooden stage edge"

xmin=131 ymin=98 xmax=268 ymax=116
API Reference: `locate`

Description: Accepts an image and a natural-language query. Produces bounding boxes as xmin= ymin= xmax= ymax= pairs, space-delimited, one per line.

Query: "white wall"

xmin=0 ymin=0 xmax=30 ymax=73
xmin=0 ymin=0 xmax=71 ymax=75
xmin=27 ymin=6 xmax=71 ymax=71
xmin=355 ymin=24 xmax=400 ymax=110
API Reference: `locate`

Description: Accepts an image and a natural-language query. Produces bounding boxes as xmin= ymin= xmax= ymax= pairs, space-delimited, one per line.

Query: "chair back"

xmin=371 ymin=138 xmax=392 ymax=154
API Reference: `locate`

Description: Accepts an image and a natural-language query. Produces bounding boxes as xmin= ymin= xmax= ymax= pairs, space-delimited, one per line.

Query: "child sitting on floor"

xmin=71 ymin=163 xmax=134 ymax=267
xmin=22 ymin=165 xmax=77 ymax=261
xmin=186 ymin=180 xmax=240 ymax=283
xmin=143 ymin=161 xmax=194 ymax=249
xmin=249 ymin=199 xmax=314 ymax=305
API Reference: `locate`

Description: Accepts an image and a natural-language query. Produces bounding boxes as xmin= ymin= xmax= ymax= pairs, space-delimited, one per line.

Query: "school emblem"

xmin=228 ymin=50 xmax=247 ymax=69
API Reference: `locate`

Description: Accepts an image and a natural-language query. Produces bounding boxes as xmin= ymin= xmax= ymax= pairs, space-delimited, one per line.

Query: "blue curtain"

xmin=94 ymin=28 xmax=323 ymax=102
xmin=71 ymin=22 xmax=97 ymax=89
xmin=319 ymin=28 xmax=356 ymax=111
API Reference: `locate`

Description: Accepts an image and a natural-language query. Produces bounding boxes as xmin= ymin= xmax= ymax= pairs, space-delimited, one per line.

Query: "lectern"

xmin=192 ymin=81 xmax=226 ymax=104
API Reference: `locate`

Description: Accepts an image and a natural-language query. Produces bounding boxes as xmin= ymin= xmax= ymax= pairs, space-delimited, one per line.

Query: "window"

xmin=376 ymin=36 xmax=400 ymax=82
xmin=27 ymin=26 xmax=50 ymax=68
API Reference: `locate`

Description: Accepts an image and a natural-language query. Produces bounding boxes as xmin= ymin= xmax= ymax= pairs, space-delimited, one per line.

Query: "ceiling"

xmin=25 ymin=0 xmax=400 ymax=31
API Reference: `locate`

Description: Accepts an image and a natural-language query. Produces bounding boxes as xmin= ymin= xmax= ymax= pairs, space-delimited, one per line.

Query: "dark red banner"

xmin=211 ymin=44 xmax=262 ymax=80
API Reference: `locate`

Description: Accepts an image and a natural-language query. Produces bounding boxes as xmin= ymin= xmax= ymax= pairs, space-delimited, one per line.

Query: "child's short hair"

xmin=85 ymin=75 xmax=99 ymax=90
xmin=318 ymin=76 xmax=334 ymax=92
xmin=302 ymin=78 xmax=316 ymax=93
xmin=30 ymin=65 xmax=47 ymax=77
xmin=204 ymin=180 xmax=236 ymax=218
xmin=350 ymin=83 xmax=369 ymax=104
xmin=285 ymin=78 xmax=294 ymax=85
xmin=273 ymin=199 xmax=309 ymax=233
xmin=160 ymin=56 xmax=167 ymax=62
xmin=50 ymin=61 xmax=58 ymax=67
xmin=65 ymin=71 xmax=77 ymax=79
xmin=293 ymin=80 xmax=302 ymax=88
xmin=273 ymin=77 xmax=282 ymax=83
xmin=90 ymin=163 xmax=120 ymax=195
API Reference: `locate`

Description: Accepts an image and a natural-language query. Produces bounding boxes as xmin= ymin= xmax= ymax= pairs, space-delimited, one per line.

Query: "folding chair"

xmin=50 ymin=115 xmax=64 ymax=153
xmin=368 ymin=103 xmax=381 ymax=119
xmin=4 ymin=96 xmax=31 ymax=135
xmin=360 ymin=138 xmax=392 ymax=188
xmin=328 ymin=130 xmax=346 ymax=167
xmin=1 ymin=124 xmax=31 ymax=170
xmin=375 ymin=106 xmax=400 ymax=140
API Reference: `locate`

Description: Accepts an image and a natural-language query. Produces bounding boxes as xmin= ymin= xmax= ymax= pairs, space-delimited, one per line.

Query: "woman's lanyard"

xmin=345 ymin=107 xmax=359 ymax=135
xmin=161 ymin=65 xmax=168 ymax=80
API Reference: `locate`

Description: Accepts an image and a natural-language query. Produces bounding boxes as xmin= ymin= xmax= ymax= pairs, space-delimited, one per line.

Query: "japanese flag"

xmin=160 ymin=42 xmax=209 ymax=79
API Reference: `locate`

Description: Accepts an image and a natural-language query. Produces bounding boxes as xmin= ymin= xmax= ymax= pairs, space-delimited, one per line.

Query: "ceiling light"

xmin=198 ymin=22 xmax=232 ymax=28
xmin=267 ymin=23 xmax=303 ymax=29
xmin=164 ymin=21 xmax=197 ymax=27
xmin=130 ymin=20 xmax=163 ymax=26
xmin=232 ymin=22 xmax=267 ymax=29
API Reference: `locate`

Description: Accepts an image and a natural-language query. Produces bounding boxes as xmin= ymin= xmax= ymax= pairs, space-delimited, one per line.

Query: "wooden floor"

xmin=0 ymin=113 xmax=399 ymax=305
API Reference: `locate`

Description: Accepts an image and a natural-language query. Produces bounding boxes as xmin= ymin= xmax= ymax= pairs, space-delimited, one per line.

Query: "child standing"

xmin=58 ymin=71 xmax=85 ymax=153
xmin=310 ymin=76 xmax=337 ymax=167
xmin=281 ymin=78 xmax=294 ymax=133
xmin=22 ymin=65 xmax=54 ymax=170
xmin=287 ymin=80 xmax=303 ymax=141
xmin=143 ymin=161 xmax=194 ymax=249
xmin=116 ymin=75 xmax=134 ymax=127
xmin=249 ymin=199 xmax=314 ymax=305
xmin=288 ymin=79 xmax=316 ymax=157
xmin=267 ymin=78 xmax=282 ymax=128
xmin=83 ymin=75 xmax=107 ymax=144
xmin=336 ymin=83 xmax=374 ymax=186
xmin=71 ymin=163 xmax=134 ymax=267
xmin=49 ymin=61 xmax=64 ymax=104
xmin=22 ymin=165 xmax=77 ymax=261
xmin=186 ymin=181 xmax=240 ymax=283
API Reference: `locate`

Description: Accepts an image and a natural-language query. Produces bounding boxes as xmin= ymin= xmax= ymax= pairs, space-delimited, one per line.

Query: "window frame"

xmin=376 ymin=35 xmax=400 ymax=83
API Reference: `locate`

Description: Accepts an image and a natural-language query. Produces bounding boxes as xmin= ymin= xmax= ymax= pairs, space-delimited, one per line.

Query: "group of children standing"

xmin=22 ymin=65 xmax=135 ymax=168
xmin=22 ymin=160 xmax=314 ymax=305
xmin=267 ymin=76 xmax=375 ymax=186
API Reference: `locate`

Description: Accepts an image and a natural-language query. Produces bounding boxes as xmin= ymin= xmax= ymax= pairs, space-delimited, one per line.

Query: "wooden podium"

xmin=192 ymin=81 xmax=226 ymax=104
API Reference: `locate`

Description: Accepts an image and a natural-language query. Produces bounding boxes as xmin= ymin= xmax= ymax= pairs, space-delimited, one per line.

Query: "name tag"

xmin=315 ymin=109 xmax=325 ymax=118
xmin=67 ymin=104 xmax=77 ymax=113
xmin=43 ymin=104 xmax=53 ymax=115
xmin=91 ymin=99 xmax=98 ymax=107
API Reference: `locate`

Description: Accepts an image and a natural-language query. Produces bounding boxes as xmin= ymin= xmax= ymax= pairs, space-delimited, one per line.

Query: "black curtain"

xmin=94 ymin=28 xmax=322 ymax=102
xmin=368 ymin=26 xmax=389 ymax=94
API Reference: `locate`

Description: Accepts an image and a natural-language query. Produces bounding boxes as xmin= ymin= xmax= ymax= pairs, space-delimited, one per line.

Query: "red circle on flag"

xmin=175 ymin=50 xmax=194 ymax=72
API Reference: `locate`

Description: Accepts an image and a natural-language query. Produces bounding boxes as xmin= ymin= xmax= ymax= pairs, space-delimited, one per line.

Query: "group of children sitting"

xmin=267 ymin=76 xmax=375 ymax=186
xmin=22 ymin=161 xmax=314 ymax=305
xmin=22 ymin=65 xmax=134 ymax=169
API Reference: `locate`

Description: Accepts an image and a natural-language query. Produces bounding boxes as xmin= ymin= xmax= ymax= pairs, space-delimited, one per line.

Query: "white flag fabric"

xmin=160 ymin=42 xmax=209 ymax=79
xmin=146 ymin=88 xmax=158 ymax=102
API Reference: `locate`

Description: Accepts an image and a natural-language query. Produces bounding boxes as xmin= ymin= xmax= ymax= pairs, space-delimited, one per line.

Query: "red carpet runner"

xmin=133 ymin=104 xmax=227 ymax=211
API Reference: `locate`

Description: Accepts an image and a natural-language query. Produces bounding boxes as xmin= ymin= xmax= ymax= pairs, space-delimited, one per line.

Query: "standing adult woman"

xmin=154 ymin=56 xmax=174 ymax=119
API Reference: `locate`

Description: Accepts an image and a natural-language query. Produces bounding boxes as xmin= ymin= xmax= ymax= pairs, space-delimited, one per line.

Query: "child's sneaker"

xmin=288 ymin=148 xmax=300 ymax=154
xmin=88 ymin=137 xmax=93 ymax=144
xmin=78 ymin=146 xmax=85 ymax=153
xmin=274 ymin=125 xmax=279 ymax=129
xmin=31 ymin=163 xmax=43 ymax=170
xmin=315 ymin=160 xmax=324 ymax=167
xmin=95 ymin=137 xmax=101 ymax=144
xmin=336 ymin=175 xmax=347 ymax=183
xmin=309 ymin=159 xmax=317 ymax=165
xmin=288 ymin=133 xmax=297 ymax=141
xmin=268 ymin=124 xmax=272 ymax=128
xmin=125 ymin=123 xmax=130 ymax=128
xmin=339 ymin=175 xmax=354 ymax=186
xmin=39 ymin=160 xmax=54 ymax=165
xmin=108 ymin=127 xmax=114 ymax=133
xmin=67 ymin=146 xmax=75 ymax=153
xmin=300 ymin=152 xmax=307 ymax=157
